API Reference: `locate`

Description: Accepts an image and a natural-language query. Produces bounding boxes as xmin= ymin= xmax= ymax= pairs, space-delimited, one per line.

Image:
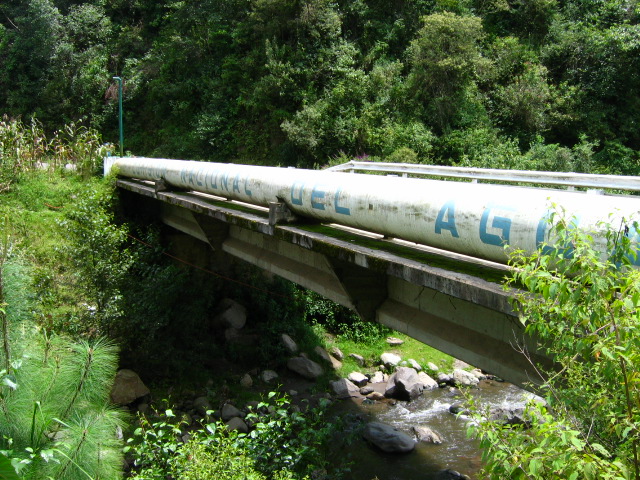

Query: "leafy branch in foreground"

xmin=471 ymin=210 xmax=640 ymax=480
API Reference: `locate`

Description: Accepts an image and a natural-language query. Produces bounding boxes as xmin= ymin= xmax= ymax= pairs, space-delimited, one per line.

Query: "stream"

xmin=331 ymin=379 xmax=535 ymax=480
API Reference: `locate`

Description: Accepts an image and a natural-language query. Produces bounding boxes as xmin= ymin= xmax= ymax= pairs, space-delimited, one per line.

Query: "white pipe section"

xmin=109 ymin=157 xmax=640 ymax=265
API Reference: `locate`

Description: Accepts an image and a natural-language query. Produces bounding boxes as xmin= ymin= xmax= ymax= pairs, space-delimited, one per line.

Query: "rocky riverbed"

xmin=110 ymin=298 xmax=538 ymax=479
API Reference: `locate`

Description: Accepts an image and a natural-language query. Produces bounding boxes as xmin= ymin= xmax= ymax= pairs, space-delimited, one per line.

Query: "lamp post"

xmin=113 ymin=76 xmax=123 ymax=157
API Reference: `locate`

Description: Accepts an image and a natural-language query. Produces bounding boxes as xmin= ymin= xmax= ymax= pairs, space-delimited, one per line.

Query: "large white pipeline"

xmin=107 ymin=157 xmax=640 ymax=265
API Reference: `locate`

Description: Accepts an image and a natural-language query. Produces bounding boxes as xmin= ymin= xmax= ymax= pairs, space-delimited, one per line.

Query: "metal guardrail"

xmin=325 ymin=161 xmax=640 ymax=192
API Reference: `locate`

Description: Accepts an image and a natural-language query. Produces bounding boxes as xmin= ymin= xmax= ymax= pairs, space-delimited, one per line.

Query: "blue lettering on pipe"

xmin=435 ymin=201 xmax=459 ymax=238
xmin=535 ymin=210 xmax=554 ymax=255
xmin=291 ymin=182 xmax=304 ymax=206
xmin=536 ymin=210 xmax=580 ymax=258
xmin=334 ymin=188 xmax=350 ymax=215
xmin=233 ymin=174 xmax=240 ymax=194
xmin=244 ymin=176 xmax=252 ymax=196
xmin=311 ymin=186 xmax=326 ymax=210
xmin=221 ymin=173 xmax=229 ymax=192
xmin=480 ymin=205 xmax=514 ymax=246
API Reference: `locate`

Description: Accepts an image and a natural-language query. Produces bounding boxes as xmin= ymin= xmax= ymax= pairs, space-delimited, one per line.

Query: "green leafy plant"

xmin=471 ymin=209 xmax=640 ymax=479
xmin=126 ymin=392 xmax=350 ymax=480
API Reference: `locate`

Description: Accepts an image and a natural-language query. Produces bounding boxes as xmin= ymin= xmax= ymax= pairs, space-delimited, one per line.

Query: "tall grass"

xmin=0 ymin=116 xmax=112 ymax=192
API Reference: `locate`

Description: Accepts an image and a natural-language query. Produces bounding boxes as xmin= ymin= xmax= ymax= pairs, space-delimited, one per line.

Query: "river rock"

xmin=418 ymin=372 xmax=438 ymax=390
xmin=225 ymin=417 xmax=249 ymax=433
xmin=240 ymin=373 xmax=253 ymax=388
xmin=261 ymin=370 xmax=279 ymax=383
xmin=434 ymin=469 xmax=470 ymax=480
xmin=110 ymin=369 xmax=150 ymax=405
xmin=314 ymin=346 xmax=342 ymax=369
xmin=408 ymin=358 xmax=422 ymax=371
xmin=193 ymin=396 xmax=212 ymax=416
xmin=367 ymin=391 xmax=385 ymax=401
xmin=488 ymin=406 xmax=538 ymax=427
xmin=287 ymin=356 xmax=324 ymax=379
xmin=330 ymin=378 xmax=362 ymax=399
xmin=427 ymin=362 xmax=439 ymax=372
xmin=362 ymin=422 xmax=416 ymax=453
xmin=386 ymin=336 xmax=404 ymax=346
xmin=437 ymin=372 xmax=452 ymax=385
xmin=388 ymin=367 xmax=423 ymax=401
xmin=349 ymin=353 xmax=365 ymax=366
xmin=348 ymin=371 xmax=368 ymax=387
xmin=370 ymin=371 xmax=385 ymax=383
xmin=221 ymin=403 xmax=245 ymax=421
xmin=360 ymin=385 xmax=374 ymax=395
xmin=453 ymin=359 xmax=471 ymax=370
xmin=330 ymin=346 xmax=344 ymax=360
xmin=215 ymin=298 xmax=247 ymax=329
xmin=470 ymin=369 xmax=487 ymax=381
xmin=281 ymin=334 xmax=298 ymax=354
xmin=452 ymin=369 xmax=480 ymax=387
xmin=413 ymin=426 xmax=443 ymax=444
xmin=381 ymin=352 xmax=402 ymax=368
xmin=449 ymin=403 xmax=470 ymax=416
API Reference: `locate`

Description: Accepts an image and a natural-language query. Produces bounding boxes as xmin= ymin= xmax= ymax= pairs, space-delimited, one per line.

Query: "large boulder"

xmin=214 ymin=298 xmax=247 ymax=329
xmin=418 ymin=372 xmax=438 ymax=390
xmin=386 ymin=367 xmax=423 ymax=401
xmin=281 ymin=334 xmax=298 ymax=354
xmin=362 ymin=422 xmax=416 ymax=453
xmin=452 ymin=369 xmax=480 ymax=387
xmin=314 ymin=346 xmax=342 ymax=370
xmin=221 ymin=403 xmax=245 ymax=421
xmin=348 ymin=371 xmax=368 ymax=387
xmin=110 ymin=369 xmax=150 ymax=405
xmin=380 ymin=352 xmax=402 ymax=368
xmin=287 ymin=356 xmax=324 ymax=379
xmin=330 ymin=346 xmax=344 ymax=360
xmin=225 ymin=417 xmax=249 ymax=433
xmin=330 ymin=378 xmax=362 ymax=399
xmin=261 ymin=370 xmax=279 ymax=383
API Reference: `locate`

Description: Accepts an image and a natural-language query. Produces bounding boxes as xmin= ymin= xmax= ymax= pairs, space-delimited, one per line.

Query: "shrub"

xmin=126 ymin=392 xmax=349 ymax=480
xmin=470 ymin=209 xmax=640 ymax=479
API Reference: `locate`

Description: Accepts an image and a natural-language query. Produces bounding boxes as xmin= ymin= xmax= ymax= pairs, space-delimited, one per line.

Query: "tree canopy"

xmin=1 ymin=0 xmax=639 ymax=171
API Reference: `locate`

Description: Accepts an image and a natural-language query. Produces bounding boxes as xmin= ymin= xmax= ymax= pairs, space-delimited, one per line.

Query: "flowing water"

xmin=331 ymin=379 xmax=535 ymax=480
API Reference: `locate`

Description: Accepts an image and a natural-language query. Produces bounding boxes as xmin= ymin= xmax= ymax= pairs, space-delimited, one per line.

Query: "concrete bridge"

xmin=109 ymin=157 xmax=640 ymax=388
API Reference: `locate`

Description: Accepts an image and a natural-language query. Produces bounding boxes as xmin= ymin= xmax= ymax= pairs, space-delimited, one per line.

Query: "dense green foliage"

xmin=471 ymin=212 xmax=640 ymax=479
xmin=125 ymin=392 xmax=350 ymax=479
xmin=1 ymin=1 xmax=639 ymax=170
